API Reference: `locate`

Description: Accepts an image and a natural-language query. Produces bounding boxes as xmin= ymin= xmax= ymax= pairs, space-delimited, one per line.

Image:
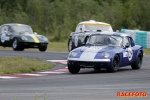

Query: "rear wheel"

xmin=131 ymin=52 xmax=143 ymax=69
xmin=68 ymin=64 xmax=80 ymax=74
xmin=107 ymin=54 xmax=119 ymax=72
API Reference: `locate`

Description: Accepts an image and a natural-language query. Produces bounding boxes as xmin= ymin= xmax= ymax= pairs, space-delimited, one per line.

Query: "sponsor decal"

xmin=117 ymin=92 xmax=148 ymax=98
xmin=0 ymin=33 xmax=10 ymax=43
xmin=127 ymin=48 xmax=133 ymax=61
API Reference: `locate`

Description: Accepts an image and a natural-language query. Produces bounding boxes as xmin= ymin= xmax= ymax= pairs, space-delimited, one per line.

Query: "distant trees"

xmin=0 ymin=0 xmax=150 ymax=41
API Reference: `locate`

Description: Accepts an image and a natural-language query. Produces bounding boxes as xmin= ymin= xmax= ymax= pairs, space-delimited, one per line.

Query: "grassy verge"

xmin=0 ymin=56 xmax=53 ymax=74
xmin=47 ymin=41 xmax=68 ymax=52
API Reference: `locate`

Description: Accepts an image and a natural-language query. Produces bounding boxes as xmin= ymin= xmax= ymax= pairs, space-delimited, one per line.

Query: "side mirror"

xmin=34 ymin=32 xmax=37 ymax=34
xmin=125 ymin=43 xmax=130 ymax=48
xmin=116 ymin=30 xmax=119 ymax=32
xmin=80 ymin=28 xmax=83 ymax=32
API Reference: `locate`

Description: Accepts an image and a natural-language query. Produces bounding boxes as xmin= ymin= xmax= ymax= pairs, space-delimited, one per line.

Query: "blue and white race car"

xmin=67 ymin=32 xmax=144 ymax=74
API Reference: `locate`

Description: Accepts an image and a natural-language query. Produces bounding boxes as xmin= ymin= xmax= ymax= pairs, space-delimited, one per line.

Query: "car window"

xmin=12 ymin=25 xmax=33 ymax=34
xmin=123 ymin=36 xmax=131 ymax=47
xmin=84 ymin=25 xmax=112 ymax=32
xmin=0 ymin=25 xmax=9 ymax=34
xmin=87 ymin=34 xmax=122 ymax=46
xmin=75 ymin=24 xmax=82 ymax=33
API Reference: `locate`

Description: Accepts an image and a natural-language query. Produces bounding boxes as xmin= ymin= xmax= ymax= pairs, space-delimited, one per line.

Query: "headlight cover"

xmin=101 ymin=53 xmax=110 ymax=58
xmin=69 ymin=51 xmax=78 ymax=57
xmin=41 ymin=36 xmax=48 ymax=41
xmin=21 ymin=36 xmax=28 ymax=40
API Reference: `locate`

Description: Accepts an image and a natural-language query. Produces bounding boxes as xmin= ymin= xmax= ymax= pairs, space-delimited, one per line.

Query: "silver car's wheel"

xmin=69 ymin=40 xmax=72 ymax=51
xmin=12 ymin=38 xmax=24 ymax=51
xmin=13 ymin=39 xmax=17 ymax=49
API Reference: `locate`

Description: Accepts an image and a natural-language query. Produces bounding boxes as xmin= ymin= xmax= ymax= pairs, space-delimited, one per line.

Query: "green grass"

xmin=47 ymin=41 xmax=68 ymax=52
xmin=144 ymin=48 xmax=150 ymax=55
xmin=0 ymin=56 xmax=53 ymax=74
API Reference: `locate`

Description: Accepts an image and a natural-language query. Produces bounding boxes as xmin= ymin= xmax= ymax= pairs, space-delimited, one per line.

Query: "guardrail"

xmin=121 ymin=29 xmax=150 ymax=48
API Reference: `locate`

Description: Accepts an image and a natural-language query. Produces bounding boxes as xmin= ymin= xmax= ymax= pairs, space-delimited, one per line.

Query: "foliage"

xmin=0 ymin=0 xmax=150 ymax=41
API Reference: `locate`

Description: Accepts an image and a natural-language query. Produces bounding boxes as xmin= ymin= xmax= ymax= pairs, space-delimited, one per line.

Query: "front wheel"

xmin=68 ymin=64 xmax=80 ymax=74
xmin=131 ymin=52 xmax=143 ymax=69
xmin=68 ymin=39 xmax=75 ymax=52
xmin=107 ymin=54 xmax=119 ymax=72
xmin=39 ymin=44 xmax=47 ymax=52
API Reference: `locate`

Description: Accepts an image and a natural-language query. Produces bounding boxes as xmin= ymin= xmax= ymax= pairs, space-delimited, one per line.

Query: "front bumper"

xmin=19 ymin=42 xmax=48 ymax=48
xmin=68 ymin=58 xmax=110 ymax=62
xmin=67 ymin=58 xmax=112 ymax=68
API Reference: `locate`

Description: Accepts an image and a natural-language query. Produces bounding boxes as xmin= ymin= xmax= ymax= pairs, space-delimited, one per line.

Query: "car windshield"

xmin=86 ymin=34 xmax=122 ymax=46
xmin=84 ymin=25 xmax=113 ymax=32
xmin=12 ymin=25 xmax=34 ymax=34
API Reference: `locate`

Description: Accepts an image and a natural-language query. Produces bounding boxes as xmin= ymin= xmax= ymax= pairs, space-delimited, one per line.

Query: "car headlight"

xmin=21 ymin=36 xmax=28 ymax=40
xmin=41 ymin=36 xmax=48 ymax=41
xmin=101 ymin=53 xmax=109 ymax=58
xmin=69 ymin=51 xmax=78 ymax=57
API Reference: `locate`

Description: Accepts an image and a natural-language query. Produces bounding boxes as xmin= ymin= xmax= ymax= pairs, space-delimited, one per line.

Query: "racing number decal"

xmin=127 ymin=48 xmax=133 ymax=61
xmin=1 ymin=34 xmax=6 ymax=43
xmin=0 ymin=34 xmax=10 ymax=43
xmin=123 ymin=48 xmax=133 ymax=61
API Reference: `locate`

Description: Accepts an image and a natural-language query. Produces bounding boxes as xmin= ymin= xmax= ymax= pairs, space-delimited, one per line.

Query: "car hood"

xmin=80 ymin=46 xmax=115 ymax=53
xmin=20 ymin=33 xmax=48 ymax=42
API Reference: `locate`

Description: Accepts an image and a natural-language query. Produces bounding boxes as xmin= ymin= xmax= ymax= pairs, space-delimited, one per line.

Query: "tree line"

xmin=0 ymin=0 xmax=150 ymax=41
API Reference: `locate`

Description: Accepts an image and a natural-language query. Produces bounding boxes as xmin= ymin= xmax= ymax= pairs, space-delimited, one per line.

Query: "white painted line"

xmin=38 ymin=71 xmax=67 ymax=74
xmin=46 ymin=60 xmax=67 ymax=64
xmin=22 ymin=73 xmax=47 ymax=76
xmin=0 ymin=76 xmax=19 ymax=79
xmin=47 ymin=60 xmax=67 ymax=62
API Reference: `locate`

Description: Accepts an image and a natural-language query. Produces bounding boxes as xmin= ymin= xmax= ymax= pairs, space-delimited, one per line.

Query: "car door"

xmin=122 ymin=36 xmax=134 ymax=66
xmin=74 ymin=24 xmax=84 ymax=47
xmin=0 ymin=25 xmax=13 ymax=47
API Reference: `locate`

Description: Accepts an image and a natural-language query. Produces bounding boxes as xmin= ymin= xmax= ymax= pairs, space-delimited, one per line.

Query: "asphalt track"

xmin=0 ymin=50 xmax=150 ymax=100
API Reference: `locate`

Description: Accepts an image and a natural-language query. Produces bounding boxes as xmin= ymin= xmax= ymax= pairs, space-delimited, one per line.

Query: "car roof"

xmin=1 ymin=23 xmax=30 ymax=27
xmin=79 ymin=20 xmax=111 ymax=26
xmin=90 ymin=31 xmax=130 ymax=37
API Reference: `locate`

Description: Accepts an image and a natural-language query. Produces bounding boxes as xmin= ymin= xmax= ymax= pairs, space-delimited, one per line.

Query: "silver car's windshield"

xmin=86 ymin=34 xmax=122 ymax=46
xmin=12 ymin=25 xmax=34 ymax=34
xmin=84 ymin=25 xmax=113 ymax=32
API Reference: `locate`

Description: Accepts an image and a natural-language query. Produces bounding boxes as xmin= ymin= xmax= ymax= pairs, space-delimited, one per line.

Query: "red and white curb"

xmin=46 ymin=60 xmax=67 ymax=64
xmin=0 ymin=67 xmax=69 ymax=79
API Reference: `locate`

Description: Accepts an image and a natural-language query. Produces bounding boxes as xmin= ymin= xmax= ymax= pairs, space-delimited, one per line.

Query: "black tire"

xmin=68 ymin=39 xmax=75 ymax=52
xmin=39 ymin=45 xmax=47 ymax=52
xmin=94 ymin=67 xmax=101 ymax=71
xmin=68 ymin=64 xmax=80 ymax=74
xmin=107 ymin=54 xmax=120 ymax=72
xmin=131 ymin=52 xmax=143 ymax=69
xmin=12 ymin=38 xmax=19 ymax=51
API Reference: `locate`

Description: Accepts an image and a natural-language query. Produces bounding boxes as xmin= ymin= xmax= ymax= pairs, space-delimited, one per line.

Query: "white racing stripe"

xmin=80 ymin=46 xmax=102 ymax=59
